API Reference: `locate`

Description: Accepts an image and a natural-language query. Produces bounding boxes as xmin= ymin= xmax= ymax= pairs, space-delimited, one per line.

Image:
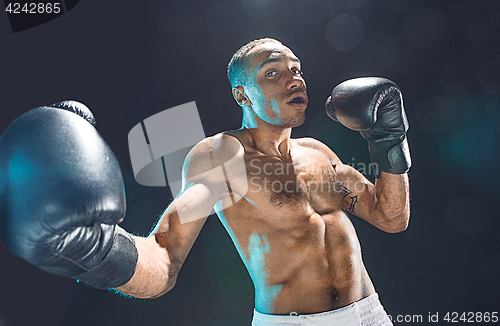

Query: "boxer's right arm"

xmin=117 ymin=136 xmax=230 ymax=299
xmin=0 ymin=104 xmax=233 ymax=298
xmin=0 ymin=103 xmax=137 ymax=289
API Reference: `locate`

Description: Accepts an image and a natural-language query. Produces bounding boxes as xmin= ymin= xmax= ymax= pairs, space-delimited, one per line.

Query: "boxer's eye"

xmin=265 ymin=71 xmax=277 ymax=77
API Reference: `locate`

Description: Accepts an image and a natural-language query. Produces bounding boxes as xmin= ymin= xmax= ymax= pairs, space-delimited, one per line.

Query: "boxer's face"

xmin=242 ymin=42 xmax=308 ymax=128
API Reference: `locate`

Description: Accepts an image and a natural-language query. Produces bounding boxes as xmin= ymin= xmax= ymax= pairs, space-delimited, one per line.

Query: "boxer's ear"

xmin=232 ymin=86 xmax=250 ymax=107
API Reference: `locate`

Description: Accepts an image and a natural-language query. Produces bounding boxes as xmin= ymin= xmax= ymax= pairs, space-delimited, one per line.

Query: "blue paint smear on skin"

xmin=270 ymin=98 xmax=281 ymax=124
xmin=244 ymin=197 xmax=258 ymax=206
xmin=248 ymin=233 xmax=282 ymax=312
xmin=216 ymin=203 xmax=282 ymax=311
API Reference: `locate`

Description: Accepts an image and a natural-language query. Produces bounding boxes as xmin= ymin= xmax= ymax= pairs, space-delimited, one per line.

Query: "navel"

xmin=331 ymin=287 xmax=339 ymax=302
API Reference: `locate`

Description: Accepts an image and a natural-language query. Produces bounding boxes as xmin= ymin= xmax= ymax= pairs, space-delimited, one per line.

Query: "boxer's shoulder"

xmin=293 ymin=136 xmax=325 ymax=149
xmin=221 ymin=129 xmax=250 ymax=148
xmin=183 ymin=132 xmax=244 ymax=176
xmin=292 ymin=137 xmax=340 ymax=164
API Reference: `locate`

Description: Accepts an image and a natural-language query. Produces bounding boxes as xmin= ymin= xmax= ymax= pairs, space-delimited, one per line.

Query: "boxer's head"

xmin=228 ymin=38 xmax=307 ymax=128
xmin=227 ymin=38 xmax=283 ymax=89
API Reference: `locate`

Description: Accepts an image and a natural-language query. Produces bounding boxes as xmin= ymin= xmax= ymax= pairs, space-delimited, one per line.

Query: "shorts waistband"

xmin=252 ymin=293 xmax=389 ymax=326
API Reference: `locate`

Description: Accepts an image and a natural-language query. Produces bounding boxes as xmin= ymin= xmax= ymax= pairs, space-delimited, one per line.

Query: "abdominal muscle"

xmin=214 ymin=132 xmax=375 ymax=315
xmin=219 ymin=205 xmax=376 ymax=315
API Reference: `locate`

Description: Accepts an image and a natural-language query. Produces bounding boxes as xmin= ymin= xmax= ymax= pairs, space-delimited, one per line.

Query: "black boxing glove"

xmin=326 ymin=77 xmax=411 ymax=178
xmin=0 ymin=101 xmax=137 ymax=289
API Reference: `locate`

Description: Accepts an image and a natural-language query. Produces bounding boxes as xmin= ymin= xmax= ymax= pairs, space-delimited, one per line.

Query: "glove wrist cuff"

xmin=368 ymin=137 xmax=411 ymax=178
xmin=72 ymin=226 xmax=138 ymax=289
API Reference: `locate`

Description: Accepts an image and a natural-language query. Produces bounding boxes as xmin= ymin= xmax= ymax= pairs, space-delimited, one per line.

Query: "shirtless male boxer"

xmin=0 ymin=38 xmax=410 ymax=325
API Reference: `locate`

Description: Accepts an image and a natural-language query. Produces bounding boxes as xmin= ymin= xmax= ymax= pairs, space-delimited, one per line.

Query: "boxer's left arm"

xmin=305 ymin=138 xmax=409 ymax=233
xmin=325 ymin=77 xmax=411 ymax=233
xmin=333 ymin=156 xmax=410 ymax=233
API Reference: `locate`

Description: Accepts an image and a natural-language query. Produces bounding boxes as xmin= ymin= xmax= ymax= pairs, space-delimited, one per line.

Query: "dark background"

xmin=1 ymin=0 xmax=499 ymax=325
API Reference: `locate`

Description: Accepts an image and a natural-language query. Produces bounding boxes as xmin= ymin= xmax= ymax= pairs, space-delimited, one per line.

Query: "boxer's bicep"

xmin=117 ymin=138 xmax=227 ymax=299
xmin=297 ymin=138 xmax=378 ymax=220
xmin=153 ymin=138 xmax=226 ymax=267
xmin=336 ymin=162 xmax=409 ymax=233
xmin=335 ymin=162 xmax=376 ymax=218
xmin=311 ymin=141 xmax=376 ymax=219
xmin=116 ymin=186 xmax=216 ymax=299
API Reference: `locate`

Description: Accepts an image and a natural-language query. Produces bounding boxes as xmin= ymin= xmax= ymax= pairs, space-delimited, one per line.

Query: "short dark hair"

xmin=227 ymin=38 xmax=282 ymax=88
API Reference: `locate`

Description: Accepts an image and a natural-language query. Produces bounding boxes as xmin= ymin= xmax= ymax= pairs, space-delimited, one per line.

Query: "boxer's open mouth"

xmin=288 ymin=96 xmax=304 ymax=104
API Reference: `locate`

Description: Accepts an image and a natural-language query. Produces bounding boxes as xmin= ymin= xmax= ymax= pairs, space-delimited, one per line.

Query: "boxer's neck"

xmin=242 ymin=122 xmax=293 ymax=161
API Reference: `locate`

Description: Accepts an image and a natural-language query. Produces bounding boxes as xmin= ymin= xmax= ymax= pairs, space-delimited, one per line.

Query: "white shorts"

xmin=251 ymin=293 xmax=393 ymax=326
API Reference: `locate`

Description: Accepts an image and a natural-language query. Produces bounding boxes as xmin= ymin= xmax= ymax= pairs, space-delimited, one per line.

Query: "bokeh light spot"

xmin=241 ymin=0 xmax=277 ymax=18
xmin=404 ymin=8 xmax=445 ymax=47
xmin=401 ymin=209 xmax=440 ymax=248
xmin=443 ymin=196 xmax=488 ymax=236
xmin=476 ymin=55 xmax=500 ymax=94
xmin=359 ymin=34 xmax=399 ymax=70
xmin=325 ymin=14 xmax=364 ymax=52
xmin=385 ymin=0 xmax=424 ymax=13
xmin=416 ymin=96 xmax=458 ymax=133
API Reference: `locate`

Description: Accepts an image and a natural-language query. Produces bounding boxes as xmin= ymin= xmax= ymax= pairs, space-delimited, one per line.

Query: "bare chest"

xmin=243 ymin=152 xmax=344 ymax=215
